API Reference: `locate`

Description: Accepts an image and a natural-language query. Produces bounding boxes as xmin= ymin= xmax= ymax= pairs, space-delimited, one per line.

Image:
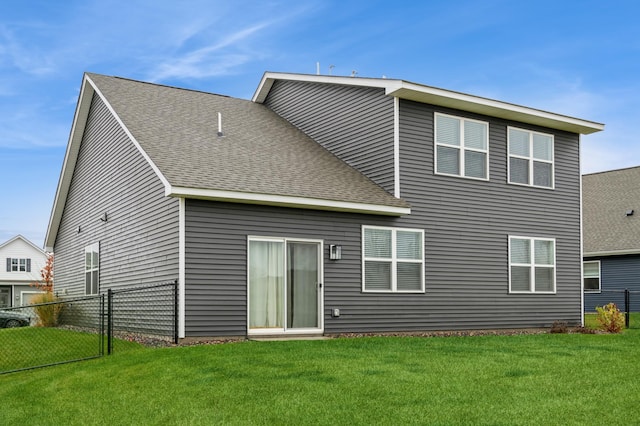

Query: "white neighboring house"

xmin=0 ymin=235 xmax=48 ymax=308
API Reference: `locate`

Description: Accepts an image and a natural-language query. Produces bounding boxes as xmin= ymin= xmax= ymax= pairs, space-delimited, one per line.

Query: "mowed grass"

xmin=2 ymin=323 xmax=640 ymax=425
xmin=0 ymin=327 xmax=142 ymax=373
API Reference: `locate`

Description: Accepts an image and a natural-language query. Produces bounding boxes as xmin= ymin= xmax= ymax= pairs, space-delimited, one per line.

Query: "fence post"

xmin=174 ymin=279 xmax=179 ymax=345
xmin=107 ymin=288 xmax=113 ymax=355
xmin=625 ymin=288 xmax=630 ymax=329
xmin=100 ymin=294 xmax=105 ymax=356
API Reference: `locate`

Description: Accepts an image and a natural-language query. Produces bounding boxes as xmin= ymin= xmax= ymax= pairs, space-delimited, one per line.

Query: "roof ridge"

xmin=583 ymin=164 xmax=640 ymax=177
xmin=85 ymin=72 xmax=234 ymax=100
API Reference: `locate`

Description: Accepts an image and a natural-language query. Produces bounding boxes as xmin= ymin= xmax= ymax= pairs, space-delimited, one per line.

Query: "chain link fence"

xmin=107 ymin=281 xmax=178 ymax=353
xmin=0 ymin=295 xmax=104 ymax=374
xmin=0 ymin=280 xmax=177 ymax=374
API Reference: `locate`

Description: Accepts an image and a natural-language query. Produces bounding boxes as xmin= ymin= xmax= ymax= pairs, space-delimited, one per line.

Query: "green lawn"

xmin=2 ymin=325 xmax=640 ymax=425
xmin=0 ymin=327 xmax=142 ymax=373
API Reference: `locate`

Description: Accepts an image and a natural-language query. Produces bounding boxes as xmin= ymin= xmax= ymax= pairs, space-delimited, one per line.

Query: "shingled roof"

xmin=583 ymin=166 xmax=640 ymax=256
xmin=88 ymin=73 xmax=409 ymax=210
xmin=45 ymin=73 xmax=411 ymax=250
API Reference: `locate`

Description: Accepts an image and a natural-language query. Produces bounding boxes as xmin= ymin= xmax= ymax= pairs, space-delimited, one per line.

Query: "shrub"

xmin=550 ymin=321 xmax=568 ymax=333
xmin=595 ymin=303 xmax=625 ymax=333
xmin=30 ymin=292 xmax=63 ymax=327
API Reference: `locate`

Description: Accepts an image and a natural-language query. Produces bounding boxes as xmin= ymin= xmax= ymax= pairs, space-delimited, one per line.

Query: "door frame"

xmin=0 ymin=286 xmax=11 ymax=308
xmin=247 ymin=236 xmax=324 ymax=336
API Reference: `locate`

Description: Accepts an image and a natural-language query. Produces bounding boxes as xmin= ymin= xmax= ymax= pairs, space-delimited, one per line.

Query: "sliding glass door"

xmin=248 ymin=238 xmax=322 ymax=334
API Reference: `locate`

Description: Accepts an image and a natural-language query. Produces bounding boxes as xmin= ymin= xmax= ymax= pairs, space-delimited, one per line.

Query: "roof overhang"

xmin=584 ymin=249 xmax=640 ymax=258
xmin=167 ymin=186 xmax=411 ymax=216
xmin=44 ymin=75 xmax=96 ymax=252
xmin=253 ymin=72 xmax=604 ymax=135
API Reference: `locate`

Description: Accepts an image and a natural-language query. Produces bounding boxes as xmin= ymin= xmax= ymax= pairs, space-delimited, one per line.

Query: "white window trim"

xmin=84 ymin=242 xmax=100 ymax=295
xmin=9 ymin=258 xmax=28 ymax=272
xmin=583 ymin=260 xmax=601 ymax=294
xmin=434 ymin=112 xmax=489 ymax=181
xmin=508 ymin=235 xmax=556 ymax=294
xmin=246 ymin=235 xmax=324 ymax=335
xmin=362 ymin=225 xmax=425 ymax=293
xmin=507 ymin=126 xmax=555 ymax=189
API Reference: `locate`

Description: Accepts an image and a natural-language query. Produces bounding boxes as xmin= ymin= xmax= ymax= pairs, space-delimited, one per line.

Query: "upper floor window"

xmin=85 ymin=243 xmax=100 ymax=295
xmin=509 ymin=236 xmax=555 ymax=294
xmin=6 ymin=258 xmax=30 ymax=272
xmin=508 ymin=127 xmax=554 ymax=188
xmin=435 ymin=113 xmax=489 ymax=180
xmin=362 ymin=226 xmax=425 ymax=293
xmin=583 ymin=261 xmax=601 ymax=293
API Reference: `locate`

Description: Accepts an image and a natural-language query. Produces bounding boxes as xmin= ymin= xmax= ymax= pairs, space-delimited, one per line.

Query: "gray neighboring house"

xmin=45 ymin=72 xmax=603 ymax=340
xmin=583 ymin=166 xmax=640 ymax=312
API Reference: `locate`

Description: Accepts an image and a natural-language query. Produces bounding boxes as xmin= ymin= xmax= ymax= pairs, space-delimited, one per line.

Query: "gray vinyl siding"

xmin=263 ymin=80 xmax=396 ymax=194
xmin=584 ymin=255 xmax=640 ymax=312
xmin=396 ymin=100 xmax=583 ymax=328
xmin=184 ymin=98 xmax=582 ymax=337
xmin=53 ymin=93 xmax=179 ymax=297
xmin=185 ymin=96 xmax=583 ymax=338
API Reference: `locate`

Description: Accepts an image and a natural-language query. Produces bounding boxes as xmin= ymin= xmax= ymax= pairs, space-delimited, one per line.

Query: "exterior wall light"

xmin=329 ymin=244 xmax=342 ymax=260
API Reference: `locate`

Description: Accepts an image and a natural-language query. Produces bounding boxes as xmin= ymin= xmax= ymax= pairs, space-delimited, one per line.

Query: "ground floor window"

xmin=509 ymin=236 xmax=556 ymax=293
xmin=362 ymin=226 xmax=425 ymax=293
xmin=583 ymin=261 xmax=601 ymax=293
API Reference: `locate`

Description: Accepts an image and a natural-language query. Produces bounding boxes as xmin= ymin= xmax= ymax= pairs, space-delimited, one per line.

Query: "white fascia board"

xmin=87 ymin=75 xmax=171 ymax=191
xmin=251 ymin=72 xmax=604 ymax=135
xmin=44 ymin=76 xmax=96 ymax=251
xmin=168 ymin=186 xmax=411 ymax=216
xmin=388 ymin=83 xmax=604 ymax=135
xmin=252 ymin=72 xmax=400 ymax=103
xmin=44 ymin=74 xmax=173 ymax=252
xmin=584 ymin=248 xmax=640 ymax=258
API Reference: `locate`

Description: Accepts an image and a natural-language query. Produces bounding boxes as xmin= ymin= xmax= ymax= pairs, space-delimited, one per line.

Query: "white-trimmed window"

xmin=362 ymin=226 xmax=424 ymax=292
xmin=7 ymin=258 xmax=30 ymax=272
xmin=85 ymin=242 xmax=100 ymax=295
xmin=508 ymin=127 xmax=554 ymax=188
xmin=509 ymin=236 xmax=555 ymax=293
xmin=435 ymin=113 xmax=489 ymax=180
xmin=583 ymin=261 xmax=601 ymax=293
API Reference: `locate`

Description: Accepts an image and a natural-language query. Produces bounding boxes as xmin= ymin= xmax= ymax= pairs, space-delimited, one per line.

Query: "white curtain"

xmin=249 ymin=241 xmax=284 ymax=328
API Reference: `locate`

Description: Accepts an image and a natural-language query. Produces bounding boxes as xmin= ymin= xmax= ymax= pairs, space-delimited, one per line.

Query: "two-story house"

xmin=0 ymin=235 xmax=47 ymax=307
xmin=44 ymin=72 xmax=603 ymax=340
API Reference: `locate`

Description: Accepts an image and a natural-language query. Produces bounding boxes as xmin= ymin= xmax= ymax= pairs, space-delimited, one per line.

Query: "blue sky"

xmin=1 ymin=0 xmax=638 ymax=247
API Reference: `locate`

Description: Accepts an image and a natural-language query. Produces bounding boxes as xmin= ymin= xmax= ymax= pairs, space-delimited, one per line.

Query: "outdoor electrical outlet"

xmin=332 ymin=308 xmax=340 ymax=317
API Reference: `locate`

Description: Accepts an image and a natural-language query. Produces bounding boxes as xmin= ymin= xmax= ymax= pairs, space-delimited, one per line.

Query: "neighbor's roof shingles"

xmin=583 ymin=166 xmax=640 ymax=256
xmin=86 ymin=73 xmax=409 ymax=210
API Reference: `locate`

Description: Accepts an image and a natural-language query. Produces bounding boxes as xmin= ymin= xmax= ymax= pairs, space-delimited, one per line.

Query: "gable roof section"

xmin=0 ymin=235 xmax=47 ymax=254
xmin=253 ymin=72 xmax=604 ymax=135
xmin=45 ymin=73 xmax=410 ymax=250
xmin=583 ymin=166 xmax=640 ymax=257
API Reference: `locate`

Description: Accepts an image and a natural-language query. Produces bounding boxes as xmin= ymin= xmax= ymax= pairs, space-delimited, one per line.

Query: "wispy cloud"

xmin=0 ymin=24 xmax=58 ymax=76
xmin=148 ymin=22 xmax=272 ymax=81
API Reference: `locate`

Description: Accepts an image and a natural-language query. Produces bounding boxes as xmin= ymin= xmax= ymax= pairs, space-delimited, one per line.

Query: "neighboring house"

xmin=0 ymin=235 xmax=47 ymax=307
xmin=44 ymin=72 xmax=603 ymax=340
xmin=583 ymin=166 xmax=640 ymax=312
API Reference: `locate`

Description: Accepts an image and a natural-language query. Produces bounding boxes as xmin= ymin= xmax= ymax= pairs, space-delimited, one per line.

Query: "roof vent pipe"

xmin=217 ymin=112 xmax=224 ymax=137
